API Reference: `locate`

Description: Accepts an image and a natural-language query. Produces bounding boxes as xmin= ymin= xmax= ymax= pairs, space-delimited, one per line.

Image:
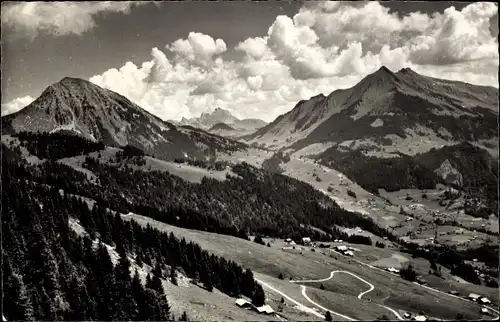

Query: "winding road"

xmin=290 ymin=270 xmax=403 ymax=321
xmin=348 ymin=255 xmax=500 ymax=321
xmin=255 ymin=278 xmax=327 ymax=320
xmin=257 ymin=264 xmax=499 ymax=321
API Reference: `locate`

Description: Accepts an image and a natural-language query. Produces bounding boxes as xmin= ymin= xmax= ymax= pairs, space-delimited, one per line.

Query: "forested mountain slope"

xmin=2 ymin=152 xmax=266 ymax=321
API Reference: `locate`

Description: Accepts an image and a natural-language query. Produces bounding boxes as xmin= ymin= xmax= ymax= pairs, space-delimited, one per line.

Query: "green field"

xmin=122 ymin=213 xmax=494 ymax=321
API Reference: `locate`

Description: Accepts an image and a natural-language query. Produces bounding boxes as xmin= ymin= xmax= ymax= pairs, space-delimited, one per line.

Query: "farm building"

xmin=235 ymin=298 xmax=251 ymax=308
xmin=412 ymin=315 xmax=427 ymax=321
xmin=480 ymin=297 xmax=491 ymax=304
xmin=302 ymin=237 xmax=312 ymax=245
xmin=344 ymin=250 xmax=355 ymax=257
xmin=386 ymin=267 xmax=400 ymax=273
xmin=335 ymin=245 xmax=348 ymax=252
xmin=468 ymin=293 xmax=481 ymax=301
xmin=448 ymin=290 xmax=460 ymax=296
xmin=481 ymin=307 xmax=490 ymax=315
xmin=256 ymin=305 xmax=275 ymax=315
xmin=403 ymin=313 xmax=411 ymax=319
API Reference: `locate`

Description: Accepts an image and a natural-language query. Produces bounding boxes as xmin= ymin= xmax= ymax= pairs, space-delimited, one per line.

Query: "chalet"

xmin=256 ymin=305 xmax=275 ymax=315
xmin=235 ymin=298 xmax=251 ymax=308
xmin=468 ymin=293 xmax=481 ymax=301
xmin=335 ymin=245 xmax=348 ymax=252
xmin=412 ymin=315 xmax=427 ymax=321
xmin=302 ymin=237 xmax=312 ymax=245
xmin=481 ymin=307 xmax=490 ymax=315
xmin=344 ymin=250 xmax=355 ymax=257
xmin=480 ymin=297 xmax=491 ymax=304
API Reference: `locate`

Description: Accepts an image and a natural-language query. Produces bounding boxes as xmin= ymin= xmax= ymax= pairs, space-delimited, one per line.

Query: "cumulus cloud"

xmin=1 ymin=1 xmax=151 ymax=40
xmin=166 ymin=32 xmax=227 ymax=68
xmin=1 ymin=95 xmax=34 ymax=116
xmin=5 ymin=2 xmax=498 ymax=123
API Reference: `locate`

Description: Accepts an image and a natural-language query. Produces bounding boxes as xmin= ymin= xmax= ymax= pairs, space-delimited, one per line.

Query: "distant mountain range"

xmin=242 ymin=66 xmax=498 ymax=158
xmin=170 ymin=107 xmax=267 ymax=139
xmin=1 ymin=77 xmax=246 ymax=160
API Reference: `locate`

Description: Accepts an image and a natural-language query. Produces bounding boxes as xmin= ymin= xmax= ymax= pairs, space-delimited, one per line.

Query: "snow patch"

xmin=370 ymin=118 xmax=384 ymax=127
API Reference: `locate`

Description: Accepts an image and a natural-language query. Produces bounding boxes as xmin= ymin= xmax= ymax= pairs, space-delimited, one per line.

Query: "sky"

xmin=1 ymin=1 xmax=498 ymax=122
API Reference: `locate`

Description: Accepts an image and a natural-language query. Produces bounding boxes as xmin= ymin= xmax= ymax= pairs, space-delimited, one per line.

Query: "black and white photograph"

xmin=1 ymin=1 xmax=499 ymax=321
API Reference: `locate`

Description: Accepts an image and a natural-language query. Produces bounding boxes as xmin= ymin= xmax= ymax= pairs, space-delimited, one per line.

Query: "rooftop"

xmin=256 ymin=304 xmax=275 ymax=314
xmin=235 ymin=298 xmax=251 ymax=306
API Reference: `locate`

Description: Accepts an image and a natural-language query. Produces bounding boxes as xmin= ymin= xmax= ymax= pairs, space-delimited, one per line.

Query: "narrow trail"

xmin=255 ymin=278 xmax=326 ymax=320
xmin=298 ymin=284 xmax=356 ymax=321
xmin=291 ymin=270 xmax=403 ymax=320
xmin=350 ymin=255 xmax=499 ymax=321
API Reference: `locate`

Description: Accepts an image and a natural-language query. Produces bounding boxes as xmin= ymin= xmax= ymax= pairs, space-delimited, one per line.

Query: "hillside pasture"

xmin=122 ymin=213 xmax=490 ymax=321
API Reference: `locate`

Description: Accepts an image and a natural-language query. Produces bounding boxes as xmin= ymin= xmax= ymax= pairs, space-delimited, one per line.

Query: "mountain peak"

xmin=356 ymin=65 xmax=398 ymax=89
xmin=397 ymin=67 xmax=416 ymax=74
xmin=377 ymin=66 xmax=394 ymax=74
xmin=57 ymin=77 xmax=90 ymax=86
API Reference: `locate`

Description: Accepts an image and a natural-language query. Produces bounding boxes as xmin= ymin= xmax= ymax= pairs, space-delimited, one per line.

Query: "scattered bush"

xmin=254 ymin=235 xmax=265 ymax=246
xmin=400 ymin=264 xmax=417 ymax=282
xmin=485 ymin=279 xmax=499 ymax=288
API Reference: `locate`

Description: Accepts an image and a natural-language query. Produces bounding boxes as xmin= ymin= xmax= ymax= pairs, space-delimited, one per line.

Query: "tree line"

xmin=2 ymin=158 xmax=265 ymax=321
xmin=400 ymin=242 xmax=499 ymax=286
xmin=14 ymin=131 xmax=105 ymax=160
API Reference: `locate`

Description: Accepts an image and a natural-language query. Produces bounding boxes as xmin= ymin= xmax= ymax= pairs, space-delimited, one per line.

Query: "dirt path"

xmin=298 ymin=284 xmax=355 ymax=321
xmin=291 ymin=270 xmax=403 ymax=320
xmin=349 ymin=255 xmax=500 ymax=321
xmin=255 ymin=278 xmax=327 ymax=320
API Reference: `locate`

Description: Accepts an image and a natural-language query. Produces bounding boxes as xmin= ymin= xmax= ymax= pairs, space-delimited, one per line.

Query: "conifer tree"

xmin=170 ymin=265 xmax=178 ymax=286
xmin=2 ymin=262 xmax=34 ymax=321
xmin=251 ymin=283 xmax=266 ymax=307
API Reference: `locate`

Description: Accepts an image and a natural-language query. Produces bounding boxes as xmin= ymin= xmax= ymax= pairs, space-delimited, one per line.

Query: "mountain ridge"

xmin=1 ymin=77 xmax=246 ymax=160
xmin=171 ymin=107 xmax=268 ymax=136
xmin=243 ymin=66 xmax=498 ymax=157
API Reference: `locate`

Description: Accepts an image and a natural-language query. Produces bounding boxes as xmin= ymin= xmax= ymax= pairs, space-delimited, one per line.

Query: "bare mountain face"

xmin=1 ymin=77 xmax=246 ymax=160
xmin=172 ymin=107 xmax=267 ymax=138
xmin=243 ymin=66 xmax=498 ymax=157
